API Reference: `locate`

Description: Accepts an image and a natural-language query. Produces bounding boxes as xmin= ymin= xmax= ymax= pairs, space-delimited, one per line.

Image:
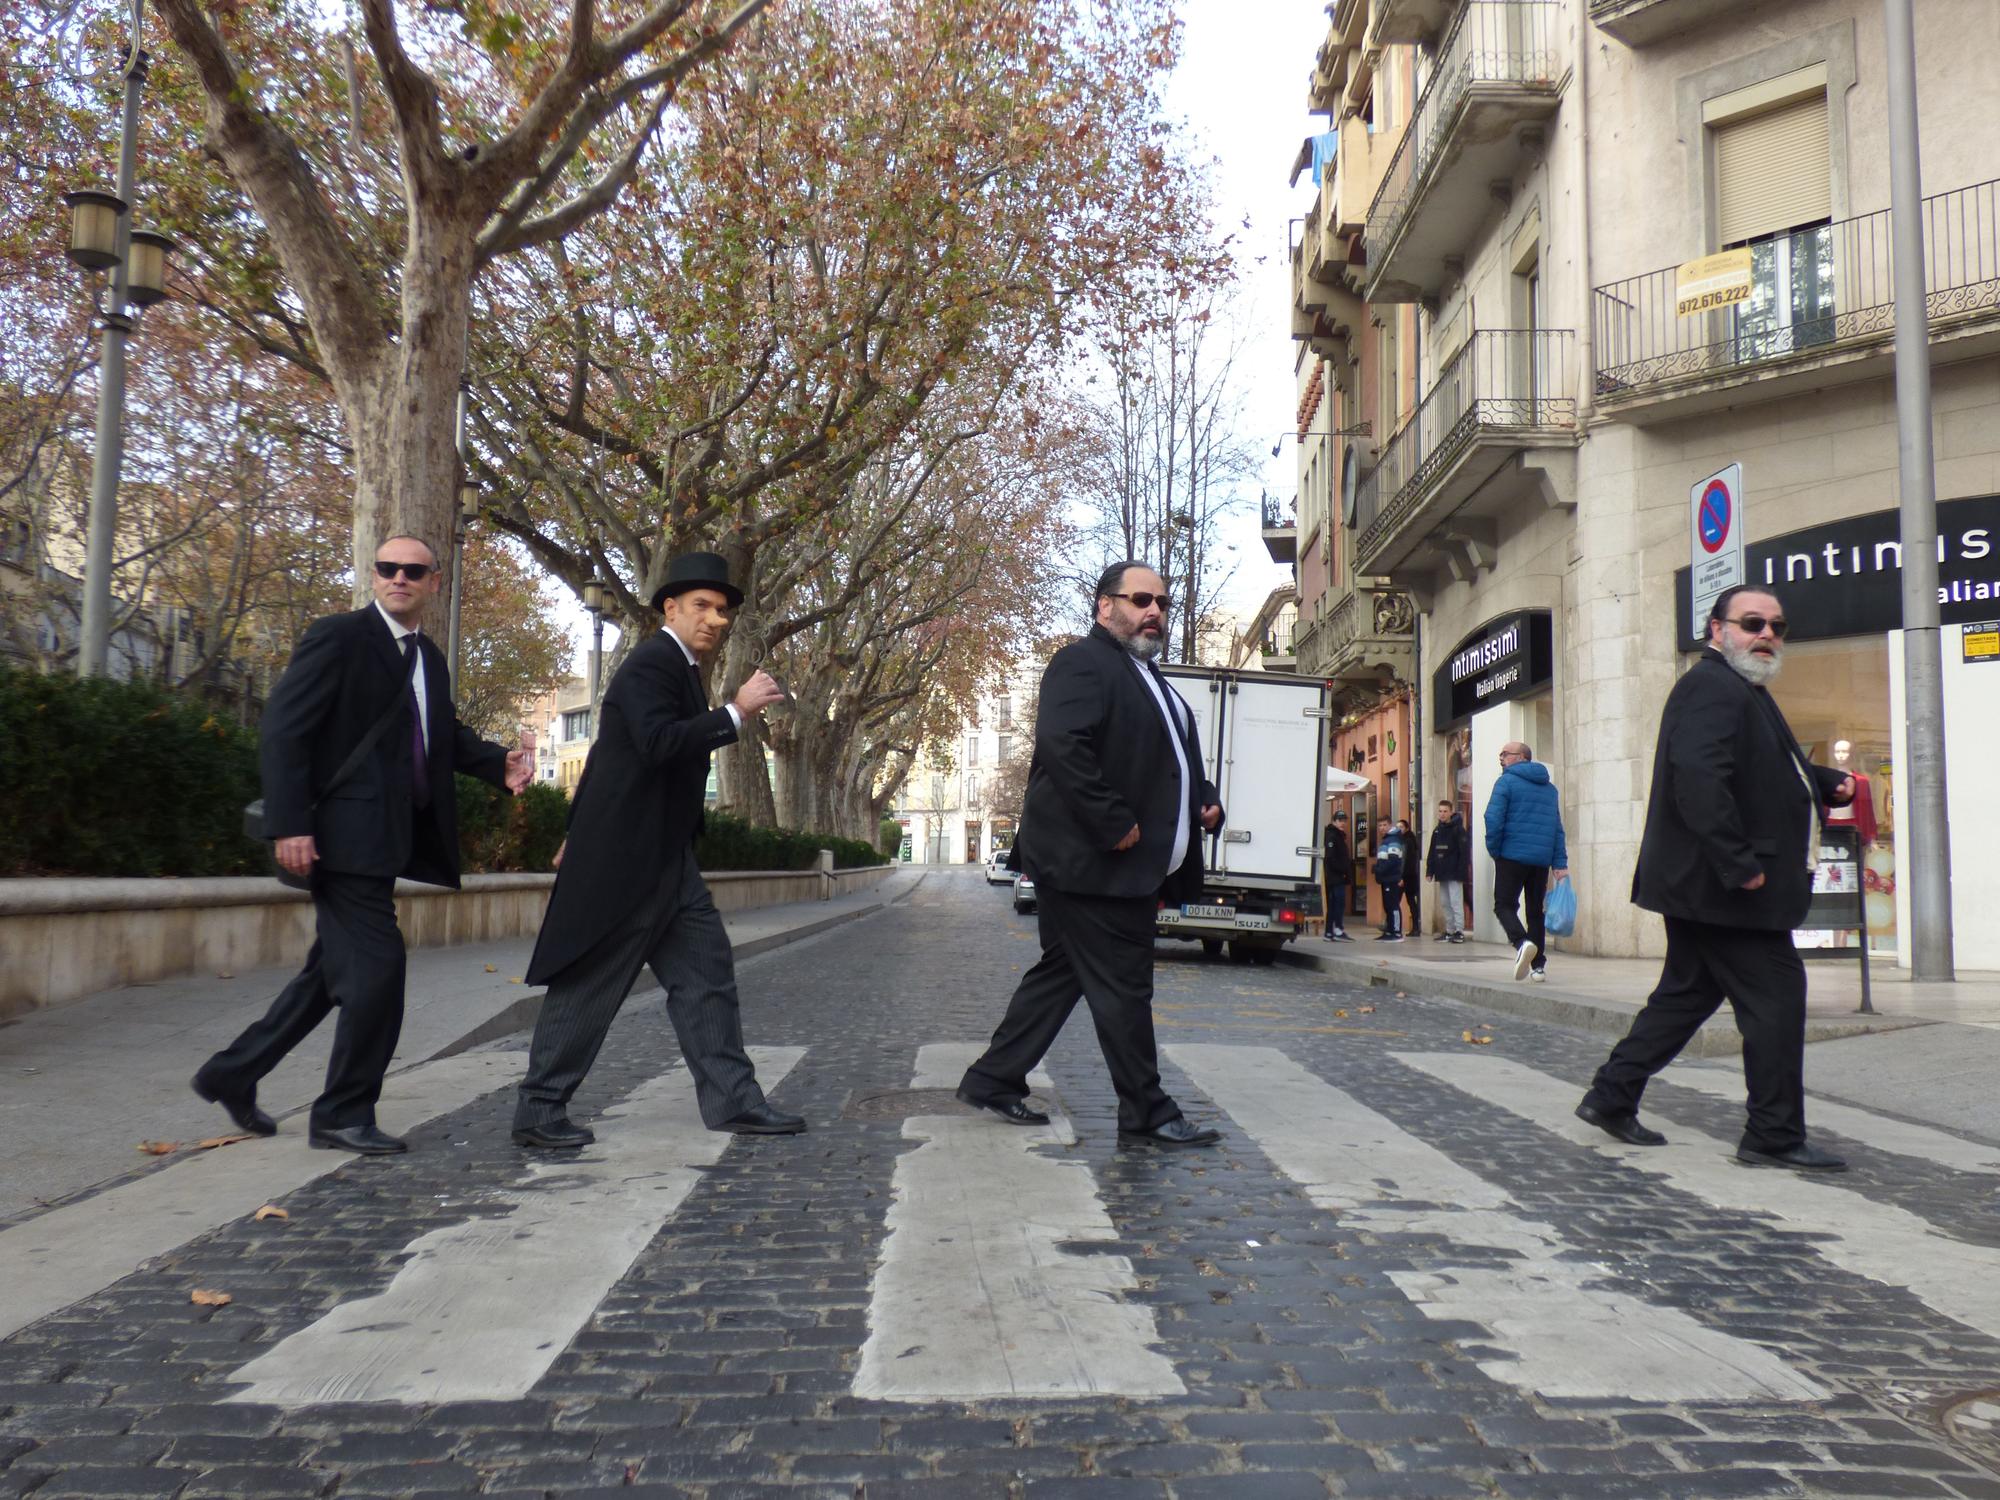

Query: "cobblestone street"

xmin=6 ymin=868 xmax=2000 ymax=1499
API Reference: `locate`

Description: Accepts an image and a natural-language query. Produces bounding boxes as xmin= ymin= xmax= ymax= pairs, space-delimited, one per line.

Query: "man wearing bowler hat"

xmin=512 ymin=551 xmax=799 ymax=1147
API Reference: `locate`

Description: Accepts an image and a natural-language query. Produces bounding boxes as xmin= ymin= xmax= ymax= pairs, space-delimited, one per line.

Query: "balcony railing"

xmin=1353 ymin=329 xmax=1575 ymax=556
xmin=1364 ymin=1 xmax=1563 ymax=269
xmin=1593 ymin=177 xmax=2000 ymax=397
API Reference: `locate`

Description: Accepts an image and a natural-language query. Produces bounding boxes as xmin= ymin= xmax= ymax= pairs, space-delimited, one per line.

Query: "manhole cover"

xmin=842 ymin=1088 xmax=1052 ymax=1122
xmin=1943 ymin=1391 xmax=2000 ymax=1459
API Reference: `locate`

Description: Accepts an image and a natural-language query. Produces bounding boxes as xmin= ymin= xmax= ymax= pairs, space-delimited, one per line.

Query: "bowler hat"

xmin=650 ymin=551 xmax=743 ymax=612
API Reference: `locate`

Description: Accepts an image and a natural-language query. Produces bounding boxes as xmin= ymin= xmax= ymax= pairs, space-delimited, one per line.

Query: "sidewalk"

xmin=0 ymin=869 xmax=924 ymax=1226
xmin=1282 ymin=930 xmax=2000 ymax=1054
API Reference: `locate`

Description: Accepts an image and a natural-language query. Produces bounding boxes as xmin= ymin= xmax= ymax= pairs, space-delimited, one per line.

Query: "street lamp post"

xmin=63 ymin=3 xmax=173 ymax=678
xmin=582 ymin=580 xmax=608 ymax=727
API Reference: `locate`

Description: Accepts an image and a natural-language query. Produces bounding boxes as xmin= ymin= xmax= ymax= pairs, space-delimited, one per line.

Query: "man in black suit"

xmin=957 ymin=562 xmax=1225 ymax=1147
xmin=1576 ymin=585 xmax=1855 ymax=1172
xmin=512 ymin=551 xmax=797 ymax=1149
xmin=193 ymin=535 xmax=534 ymax=1154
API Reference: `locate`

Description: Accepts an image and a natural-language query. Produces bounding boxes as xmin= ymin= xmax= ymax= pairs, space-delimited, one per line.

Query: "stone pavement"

xmin=0 ymin=872 xmax=921 ymax=1227
xmin=4 ymin=867 xmax=2000 ymax=1498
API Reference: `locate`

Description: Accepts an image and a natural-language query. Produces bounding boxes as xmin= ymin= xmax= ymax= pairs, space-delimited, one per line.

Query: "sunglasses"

xmin=1110 ymin=591 xmax=1172 ymax=612
xmin=1722 ymin=614 xmax=1789 ymax=639
xmin=374 ymin=560 xmax=435 ymax=582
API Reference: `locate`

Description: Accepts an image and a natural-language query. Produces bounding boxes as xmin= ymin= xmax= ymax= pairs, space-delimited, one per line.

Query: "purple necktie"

xmin=405 ymin=640 xmax=430 ymax=808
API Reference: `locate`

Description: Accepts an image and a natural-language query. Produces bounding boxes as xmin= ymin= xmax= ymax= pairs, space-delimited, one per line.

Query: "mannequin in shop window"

xmin=1824 ymin=740 xmax=1877 ymax=845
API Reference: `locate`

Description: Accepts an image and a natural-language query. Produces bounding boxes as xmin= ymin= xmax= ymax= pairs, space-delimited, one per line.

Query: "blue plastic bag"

xmin=1544 ymin=875 xmax=1577 ymax=937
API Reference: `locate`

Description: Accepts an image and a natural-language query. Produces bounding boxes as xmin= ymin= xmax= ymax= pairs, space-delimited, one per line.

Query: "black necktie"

xmin=403 ymin=639 xmax=430 ymax=808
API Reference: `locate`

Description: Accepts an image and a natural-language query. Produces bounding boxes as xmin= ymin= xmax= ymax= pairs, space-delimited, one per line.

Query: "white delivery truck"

xmin=1155 ymin=665 xmax=1329 ymax=964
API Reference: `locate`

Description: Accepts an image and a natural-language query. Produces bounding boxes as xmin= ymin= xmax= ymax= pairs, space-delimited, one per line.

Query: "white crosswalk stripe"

xmin=851 ymin=1045 xmax=1183 ymax=1402
xmin=1398 ymin=1051 xmax=2000 ymax=1348
xmin=222 ymin=1048 xmax=804 ymax=1407
xmin=1662 ymin=1063 xmax=2000 ymax=1174
xmin=1166 ymin=1043 xmax=1825 ymax=1401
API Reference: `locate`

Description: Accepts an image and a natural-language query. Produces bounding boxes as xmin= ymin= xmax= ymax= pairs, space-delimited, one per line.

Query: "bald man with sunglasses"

xmin=1576 ymin=585 xmax=1856 ymax=1173
xmin=192 ymin=534 xmax=535 ymax=1154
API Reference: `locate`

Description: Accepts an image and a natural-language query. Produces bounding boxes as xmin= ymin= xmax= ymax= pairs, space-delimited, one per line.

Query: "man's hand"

xmin=1832 ymin=774 xmax=1856 ymax=805
xmin=275 ymin=835 xmax=317 ymax=878
xmin=732 ymin=670 xmax=786 ymax=719
xmin=1199 ymin=804 xmax=1222 ymax=833
xmin=1113 ymin=824 xmax=1141 ymax=852
xmin=552 ymin=839 xmax=565 ymax=871
xmin=504 ymin=745 xmax=535 ymax=794
xmin=1551 ymin=866 xmax=1569 ymax=882
xmin=1741 ymin=871 xmax=1766 ymax=890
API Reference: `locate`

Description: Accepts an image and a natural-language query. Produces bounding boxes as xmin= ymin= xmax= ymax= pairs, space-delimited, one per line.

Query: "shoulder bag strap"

xmin=314 ymin=639 xmax=420 ymax=808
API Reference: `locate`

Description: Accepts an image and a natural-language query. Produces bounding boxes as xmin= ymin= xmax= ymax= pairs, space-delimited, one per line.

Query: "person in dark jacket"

xmin=1577 ymin=585 xmax=1855 ymax=1172
xmin=1484 ymin=745 xmax=1569 ymax=981
xmin=1397 ymin=819 xmax=1423 ymax=935
xmin=958 ymin=562 xmax=1225 ymax=1146
xmin=1426 ymin=801 xmax=1470 ymax=942
xmin=1322 ymin=809 xmax=1353 ymax=941
xmin=512 ymin=552 xmax=797 ymax=1149
xmin=193 ymin=535 xmax=533 ymax=1154
xmin=1372 ymin=819 xmax=1407 ymax=941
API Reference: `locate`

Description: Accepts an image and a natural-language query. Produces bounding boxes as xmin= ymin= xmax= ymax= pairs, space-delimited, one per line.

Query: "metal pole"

xmin=77 ymin=33 xmax=148 ymax=678
xmin=589 ymin=613 xmax=604 ymax=718
xmin=446 ymin=385 xmax=468 ymax=686
xmin=1883 ymin=0 xmax=1954 ymax=980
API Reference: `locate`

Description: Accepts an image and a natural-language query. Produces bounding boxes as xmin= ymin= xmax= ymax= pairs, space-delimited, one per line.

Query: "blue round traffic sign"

xmin=1698 ymin=480 xmax=1732 ymax=554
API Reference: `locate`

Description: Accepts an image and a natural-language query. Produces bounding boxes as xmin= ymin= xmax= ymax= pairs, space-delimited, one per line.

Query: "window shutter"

xmin=1714 ymin=92 xmax=1831 ymax=245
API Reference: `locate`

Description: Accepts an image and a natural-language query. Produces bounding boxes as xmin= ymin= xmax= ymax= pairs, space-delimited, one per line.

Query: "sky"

xmin=560 ymin=0 xmax=1326 ymax=677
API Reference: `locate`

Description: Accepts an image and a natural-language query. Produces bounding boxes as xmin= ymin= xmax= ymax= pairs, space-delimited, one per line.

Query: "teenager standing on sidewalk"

xmin=1371 ymin=819 xmax=1408 ymax=941
xmin=1484 ymin=744 xmax=1569 ymax=982
xmin=1321 ymin=809 xmax=1354 ymax=941
xmin=1427 ymin=800 xmax=1469 ymax=943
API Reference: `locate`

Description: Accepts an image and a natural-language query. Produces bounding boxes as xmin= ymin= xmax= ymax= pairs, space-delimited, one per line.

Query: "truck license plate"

xmin=1183 ymin=903 xmax=1235 ymax=919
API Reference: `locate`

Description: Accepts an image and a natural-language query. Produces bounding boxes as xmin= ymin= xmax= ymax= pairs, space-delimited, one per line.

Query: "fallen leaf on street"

xmin=485 ymin=964 xmax=497 ymax=973
xmin=1474 ymin=1036 xmax=1493 ymax=1046
xmin=1358 ymin=1006 xmax=1375 ymax=1014
xmin=217 ymin=971 xmax=234 ymax=979
xmin=507 ymin=977 xmax=523 ymax=984
xmin=1463 ymin=1030 xmax=1475 ymax=1043
xmin=1395 ymin=990 xmax=1408 ymax=998
xmin=196 ymin=1135 xmax=253 ymax=1150
xmin=253 ymin=1205 xmax=289 ymax=1221
xmin=138 ymin=1140 xmax=179 ymax=1156
xmin=190 ymin=1289 xmax=232 ymax=1307
xmin=1334 ymin=1009 xmax=1349 ymax=1018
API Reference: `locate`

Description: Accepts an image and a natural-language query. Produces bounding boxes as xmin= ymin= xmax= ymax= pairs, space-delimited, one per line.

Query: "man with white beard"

xmin=1575 ymin=585 xmax=1858 ymax=1172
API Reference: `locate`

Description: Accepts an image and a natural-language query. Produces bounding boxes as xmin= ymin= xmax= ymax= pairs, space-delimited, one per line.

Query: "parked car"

xmin=1012 ymin=873 xmax=1037 ymax=914
xmin=986 ymin=850 xmax=1015 ymax=885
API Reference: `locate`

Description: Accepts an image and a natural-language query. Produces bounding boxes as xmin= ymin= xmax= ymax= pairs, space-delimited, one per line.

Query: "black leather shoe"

xmin=1119 ymin=1117 xmax=1221 ymax=1148
xmin=955 ymin=1087 xmax=1050 ymax=1126
xmin=1574 ymin=1102 xmax=1667 ymax=1146
xmin=191 ymin=1072 xmax=277 ymax=1137
xmin=1737 ymin=1142 xmax=1847 ymax=1173
xmin=308 ymin=1124 xmax=408 ymax=1155
xmin=722 ymin=1102 xmax=807 ymax=1135
xmin=512 ymin=1118 xmax=595 ymax=1149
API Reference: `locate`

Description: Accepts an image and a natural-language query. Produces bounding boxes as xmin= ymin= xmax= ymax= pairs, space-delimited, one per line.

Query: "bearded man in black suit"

xmin=193 ymin=534 xmax=535 ymax=1155
xmin=956 ymin=561 xmax=1225 ymax=1147
xmin=511 ymin=551 xmax=798 ymax=1149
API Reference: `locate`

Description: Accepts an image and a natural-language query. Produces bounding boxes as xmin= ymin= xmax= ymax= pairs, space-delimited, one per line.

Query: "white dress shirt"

xmin=374 ymin=599 xmax=427 ymax=752
xmin=663 ymin=625 xmax=742 ymax=731
xmin=1127 ymin=653 xmax=1190 ymax=874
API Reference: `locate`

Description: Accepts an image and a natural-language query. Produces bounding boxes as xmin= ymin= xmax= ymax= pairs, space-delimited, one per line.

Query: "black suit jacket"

xmin=526 ymin=629 xmax=737 ymax=984
xmin=1013 ymin=625 xmax=1221 ymax=905
xmin=258 ymin=605 xmax=511 ymax=887
xmin=1632 ymin=649 xmax=1850 ymax=930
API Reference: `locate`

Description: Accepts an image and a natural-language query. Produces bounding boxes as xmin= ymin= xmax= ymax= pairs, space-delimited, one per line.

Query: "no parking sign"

xmin=1689 ymin=463 xmax=1744 ymax=640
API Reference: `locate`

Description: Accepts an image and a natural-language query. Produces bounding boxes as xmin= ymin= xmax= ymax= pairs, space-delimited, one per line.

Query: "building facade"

xmin=1292 ymin=0 xmax=2000 ymax=965
xmin=888 ymin=677 xmax=1037 ymax=865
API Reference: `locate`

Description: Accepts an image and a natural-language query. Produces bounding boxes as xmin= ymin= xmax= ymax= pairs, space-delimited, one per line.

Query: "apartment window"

xmin=1379 ymin=314 xmax=1402 ymax=435
xmin=1709 ymin=68 xmax=1834 ymax=360
xmin=967 ymin=773 xmax=981 ymax=807
xmin=996 ymin=695 xmax=1014 ymax=730
xmin=965 ymin=735 xmax=980 ymax=766
xmin=562 ymin=708 xmax=592 ymax=740
xmin=997 ymin=734 xmax=1015 ymax=763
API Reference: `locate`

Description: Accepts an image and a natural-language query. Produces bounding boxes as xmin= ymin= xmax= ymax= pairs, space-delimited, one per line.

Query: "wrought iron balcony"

xmin=1592 ymin=177 xmax=2000 ymax=418
xmin=1353 ymin=329 xmax=1577 ymax=573
xmin=1262 ymin=495 xmax=1298 ymax=564
xmin=1363 ymin=0 xmax=1564 ymax=302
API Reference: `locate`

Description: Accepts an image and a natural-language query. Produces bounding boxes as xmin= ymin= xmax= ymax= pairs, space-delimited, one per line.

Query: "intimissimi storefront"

xmin=1673 ymin=493 xmax=2000 ymax=970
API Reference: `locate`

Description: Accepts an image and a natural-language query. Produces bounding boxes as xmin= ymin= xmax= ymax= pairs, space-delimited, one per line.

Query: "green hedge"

xmin=0 ymin=664 xmax=888 ymax=878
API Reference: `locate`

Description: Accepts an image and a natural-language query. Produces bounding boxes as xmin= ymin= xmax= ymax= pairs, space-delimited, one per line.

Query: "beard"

xmin=1121 ymin=629 xmax=1164 ymax=662
xmin=1719 ymin=635 xmax=1782 ymax=685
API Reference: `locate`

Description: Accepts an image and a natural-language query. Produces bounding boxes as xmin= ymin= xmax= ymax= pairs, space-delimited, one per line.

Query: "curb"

xmin=1276 ymin=945 xmax=1932 ymax=1057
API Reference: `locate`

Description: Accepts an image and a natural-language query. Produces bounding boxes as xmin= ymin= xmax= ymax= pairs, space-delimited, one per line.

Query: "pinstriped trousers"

xmin=514 ymin=852 xmax=766 ymax=1130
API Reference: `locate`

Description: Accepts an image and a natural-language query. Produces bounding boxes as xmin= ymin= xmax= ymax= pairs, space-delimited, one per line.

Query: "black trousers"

xmin=1375 ymin=879 xmax=1402 ymax=936
xmin=1583 ymin=917 xmax=1809 ymax=1152
xmin=1403 ymin=880 xmax=1422 ymax=931
xmin=1327 ymin=883 xmax=1348 ymax=932
xmin=197 ymin=868 xmax=406 ymax=1131
xmin=959 ymin=884 xmax=1179 ymax=1133
xmin=515 ymin=854 xmax=764 ymax=1130
xmin=1492 ymin=857 xmax=1548 ymax=968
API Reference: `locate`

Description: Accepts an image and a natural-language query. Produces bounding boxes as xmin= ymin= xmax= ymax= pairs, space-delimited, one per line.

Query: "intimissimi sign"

xmin=1674 ymin=493 xmax=2000 ymax=647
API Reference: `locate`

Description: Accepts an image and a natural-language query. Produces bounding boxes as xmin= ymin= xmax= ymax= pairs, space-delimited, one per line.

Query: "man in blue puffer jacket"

xmin=1484 ymin=743 xmax=1570 ymax=982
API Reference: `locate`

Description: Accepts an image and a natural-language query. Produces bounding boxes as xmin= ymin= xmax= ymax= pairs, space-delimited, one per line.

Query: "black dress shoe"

xmin=1118 ymin=1116 xmax=1221 ymax=1148
xmin=512 ymin=1118 xmax=595 ymax=1149
xmin=721 ymin=1102 xmax=807 ymax=1135
xmin=955 ymin=1087 xmax=1050 ymax=1126
xmin=1737 ymin=1141 xmax=1847 ymax=1173
xmin=308 ymin=1124 xmax=408 ymax=1155
xmin=1574 ymin=1102 xmax=1667 ymax=1146
xmin=190 ymin=1072 xmax=277 ymax=1137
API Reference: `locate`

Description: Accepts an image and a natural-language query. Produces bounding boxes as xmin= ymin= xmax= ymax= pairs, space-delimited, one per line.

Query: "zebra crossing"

xmin=9 ymin=1035 xmax=2000 ymax=1416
